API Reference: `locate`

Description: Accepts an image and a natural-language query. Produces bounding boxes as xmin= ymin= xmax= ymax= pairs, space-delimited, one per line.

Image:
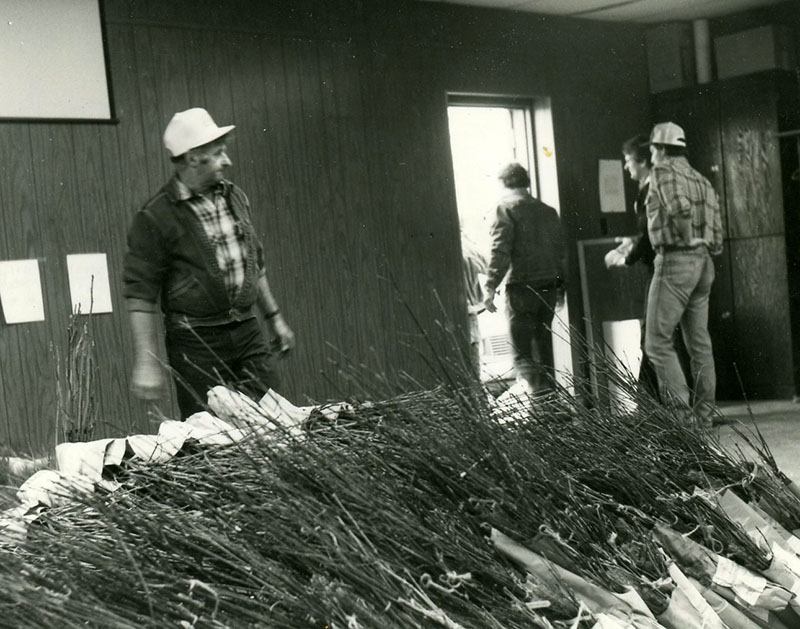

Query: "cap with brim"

xmin=649 ymin=121 xmax=686 ymax=147
xmin=163 ymin=108 xmax=235 ymax=157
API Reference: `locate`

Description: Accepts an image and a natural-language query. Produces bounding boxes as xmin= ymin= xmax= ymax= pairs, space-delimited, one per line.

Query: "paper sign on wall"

xmin=0 ymin=259 xmax=45 ymax=323
xmin=66 ymin=253 xmax=113 ymax=314
xmin=599 ymin=159 xmax=626 ymax=214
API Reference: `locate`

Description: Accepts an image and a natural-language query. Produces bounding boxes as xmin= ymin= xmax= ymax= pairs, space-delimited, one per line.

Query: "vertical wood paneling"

xmin=720 ymin=82 xmax=784 ymax=239
xmin=361 ymin=43 xmax=436 ymax=384
xmin=280 ymin=38 xmax=346 ymax=396
xmin=186 ymin=31 xmax=235 ymax=122
xmin=70 ymin=125 xmax=132 ymax=432
xmin=315 ymin=40 xmax=383 ymax=393
xmin=0 ymin=125 xmax=40 ymax=450
xmin=26 ymin=124 xmax=82 ymax=450
xmin=730 ymin=236 xmax=794 ymax=398
xmin=130 ymin=26 xmax=174 ymax=192
xmin=707 ymin=249 xmax=738 ymax=400
xmin=255 ymin=36 xmax=316 ymax=398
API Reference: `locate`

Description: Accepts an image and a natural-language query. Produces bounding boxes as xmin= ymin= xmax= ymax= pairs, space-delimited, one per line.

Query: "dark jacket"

xmin=625 ymin=181 xmax=655 ymax=271
xmin=485 ymin=189 xmax=566 ymax=291
xmin=123 ymin=176 xmax=265 ymax=326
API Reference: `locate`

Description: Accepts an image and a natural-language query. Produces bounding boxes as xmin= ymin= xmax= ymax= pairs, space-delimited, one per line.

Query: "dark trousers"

xmin=166 ymin=317 xmax=279 ymax=419
xmin=505 ymin=283 xmax=558 ymax=393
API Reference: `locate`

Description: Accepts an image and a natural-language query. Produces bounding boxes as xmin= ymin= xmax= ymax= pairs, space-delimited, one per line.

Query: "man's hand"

xmin=131 ymin=359 xmax=166 ymax=400
xmin=483 ymin=288 xmax=497 ymax=313
xmin=267 ymin=314 xmax=295 ymax=354
xmin=604 ymin=248 xmax=627 ymax=268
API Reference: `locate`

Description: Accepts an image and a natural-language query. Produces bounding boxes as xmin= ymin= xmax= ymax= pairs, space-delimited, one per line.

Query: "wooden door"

xmin=718 ymin=75 xmax=795 ymax=399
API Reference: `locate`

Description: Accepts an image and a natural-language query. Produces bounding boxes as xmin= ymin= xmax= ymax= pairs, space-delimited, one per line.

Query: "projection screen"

xmin=0 ymin=0 xmax=112 ymax=121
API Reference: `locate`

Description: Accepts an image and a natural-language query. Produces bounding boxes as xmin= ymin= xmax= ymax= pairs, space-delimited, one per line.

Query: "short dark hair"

xmin=652 ymin=143 xmax=688 ymax=158
xmin=498 ymin=162 xmax=530 ymax=189
xmin=621 ymin=134 xmax=651 ymax=166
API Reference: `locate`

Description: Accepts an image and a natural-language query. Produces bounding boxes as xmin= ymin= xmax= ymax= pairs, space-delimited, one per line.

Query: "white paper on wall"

xmin=0 ymin=259 xmax=45 ymax=323
xmin=598 ymin=159 xmax=626 ymax=214
xmin=66 ymin=253 xmax=113 ymax=314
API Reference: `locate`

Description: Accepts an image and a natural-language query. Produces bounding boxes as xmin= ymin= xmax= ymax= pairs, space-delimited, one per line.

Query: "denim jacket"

xmin=123 ymin=176 xmax=265 ymax=327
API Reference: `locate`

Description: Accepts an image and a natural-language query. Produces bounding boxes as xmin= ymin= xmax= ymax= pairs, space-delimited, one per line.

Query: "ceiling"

xmin=418 ymin=0 xmax=788 ymax=23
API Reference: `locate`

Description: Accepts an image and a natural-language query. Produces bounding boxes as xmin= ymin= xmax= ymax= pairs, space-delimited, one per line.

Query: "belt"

xmin=654 ymin=244 xmax=707 ymax=254
xmin=166 ymin=305 xmax=256 ymax=328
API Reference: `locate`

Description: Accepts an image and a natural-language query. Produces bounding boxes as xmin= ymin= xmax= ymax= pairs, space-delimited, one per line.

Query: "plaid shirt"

xmin=646 ymin=157 xmax=723 ymax=256
xmin=174 ymin=178 xmax=246 ymax=298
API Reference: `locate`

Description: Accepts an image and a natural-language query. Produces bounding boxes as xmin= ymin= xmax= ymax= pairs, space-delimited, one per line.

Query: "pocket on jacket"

xmin=168 ymin=274 xmax=200 ymax=299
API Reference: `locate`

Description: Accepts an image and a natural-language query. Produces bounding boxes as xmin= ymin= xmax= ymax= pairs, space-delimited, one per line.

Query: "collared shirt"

xmin=173 ymin=177 xmax=246 ymax=298
xmin=646 ymin=157 xmax=723 ymax=255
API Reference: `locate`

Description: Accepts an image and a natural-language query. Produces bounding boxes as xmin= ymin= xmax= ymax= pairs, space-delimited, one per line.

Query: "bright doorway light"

xmin=447 ymin=98 xmax=573 ymax=389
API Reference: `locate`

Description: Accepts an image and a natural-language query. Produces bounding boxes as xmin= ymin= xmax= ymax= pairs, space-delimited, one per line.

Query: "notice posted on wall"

xmin=66 ymin=253 xmax=113 ymax=315
xmin=598 ymin=159 xmax=626 ymax=214
xmin=0 ymin=259 xmax=45 ymax=324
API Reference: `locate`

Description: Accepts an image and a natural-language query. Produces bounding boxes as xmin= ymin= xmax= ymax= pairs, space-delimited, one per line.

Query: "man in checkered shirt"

xmin=644 ymin=121 xmax=723 ymax=427
xmin=124 ymin=108 xmax=295 ymax=419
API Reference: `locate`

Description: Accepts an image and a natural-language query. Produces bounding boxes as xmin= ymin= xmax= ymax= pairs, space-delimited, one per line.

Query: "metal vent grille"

xmin=485 ymin=335 xmax=512 ymax=357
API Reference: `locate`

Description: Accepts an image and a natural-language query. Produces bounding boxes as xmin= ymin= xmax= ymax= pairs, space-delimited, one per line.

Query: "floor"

xmin=717 ymin=399 xmax=800 ymax=483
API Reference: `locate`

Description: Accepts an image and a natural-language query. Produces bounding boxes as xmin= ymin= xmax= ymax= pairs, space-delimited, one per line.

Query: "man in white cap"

xmin=645 ymin=121 xmax=723 ymax=426
xmin=123 ymin=107 xmax=295 ymax=419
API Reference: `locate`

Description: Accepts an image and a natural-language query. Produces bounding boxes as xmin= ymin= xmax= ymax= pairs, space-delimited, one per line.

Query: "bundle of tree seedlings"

xmin=2 ymin=368 xmax=800 ymax=628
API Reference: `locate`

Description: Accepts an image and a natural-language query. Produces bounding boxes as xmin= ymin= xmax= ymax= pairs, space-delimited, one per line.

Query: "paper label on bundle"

xmin=668 ymin=563 xmax=725 ymax=628
xmin=591 ymin=614 xmax=630 ymax=629
xmin=773 ymin=542 xmax=800 ymax=579
xmin=787 ymin=535 xmax=800 ymax=555
xmin=712 ymin=556 xmax=766 ymax=606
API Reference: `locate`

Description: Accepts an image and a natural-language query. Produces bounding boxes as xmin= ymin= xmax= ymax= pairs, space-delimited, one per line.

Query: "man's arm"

xmin=256 ymin=273 xmax=295 ymax=353
xmin=483 ymin=205 xmax=513 ymax=313
xmin=129 ymin=306 xmax=166 ymax=400
xmin=124 ymin=211 xmax=169 ymax=400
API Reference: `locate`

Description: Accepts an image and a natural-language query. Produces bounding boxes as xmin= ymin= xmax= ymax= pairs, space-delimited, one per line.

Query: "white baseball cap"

xmin=163 ymin=108 xmax=235 ymax=157
xmin=649 ymin=121 xmax=686 ymax=147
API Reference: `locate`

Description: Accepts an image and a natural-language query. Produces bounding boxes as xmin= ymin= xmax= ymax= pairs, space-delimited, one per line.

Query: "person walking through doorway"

xmin=483 ymin=162 xmax=567 ymax=395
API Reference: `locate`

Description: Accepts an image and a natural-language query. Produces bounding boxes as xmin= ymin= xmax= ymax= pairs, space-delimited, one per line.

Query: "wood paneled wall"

xmin=0 ymin=0 xmax=651 ymax=452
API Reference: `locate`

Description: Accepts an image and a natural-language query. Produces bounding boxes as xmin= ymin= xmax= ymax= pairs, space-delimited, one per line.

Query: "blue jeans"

xmin=505 ymin=283 xmax=558 ymax=393
xmin=644 ymin=249 xmax=716 ymax=416
xmin=166 ymin=317 xmax=279 ymax=419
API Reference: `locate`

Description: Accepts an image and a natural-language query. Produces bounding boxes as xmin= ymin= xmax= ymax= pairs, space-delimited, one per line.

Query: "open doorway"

xmin=447 ymin=96 xmax=573 ymax=388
